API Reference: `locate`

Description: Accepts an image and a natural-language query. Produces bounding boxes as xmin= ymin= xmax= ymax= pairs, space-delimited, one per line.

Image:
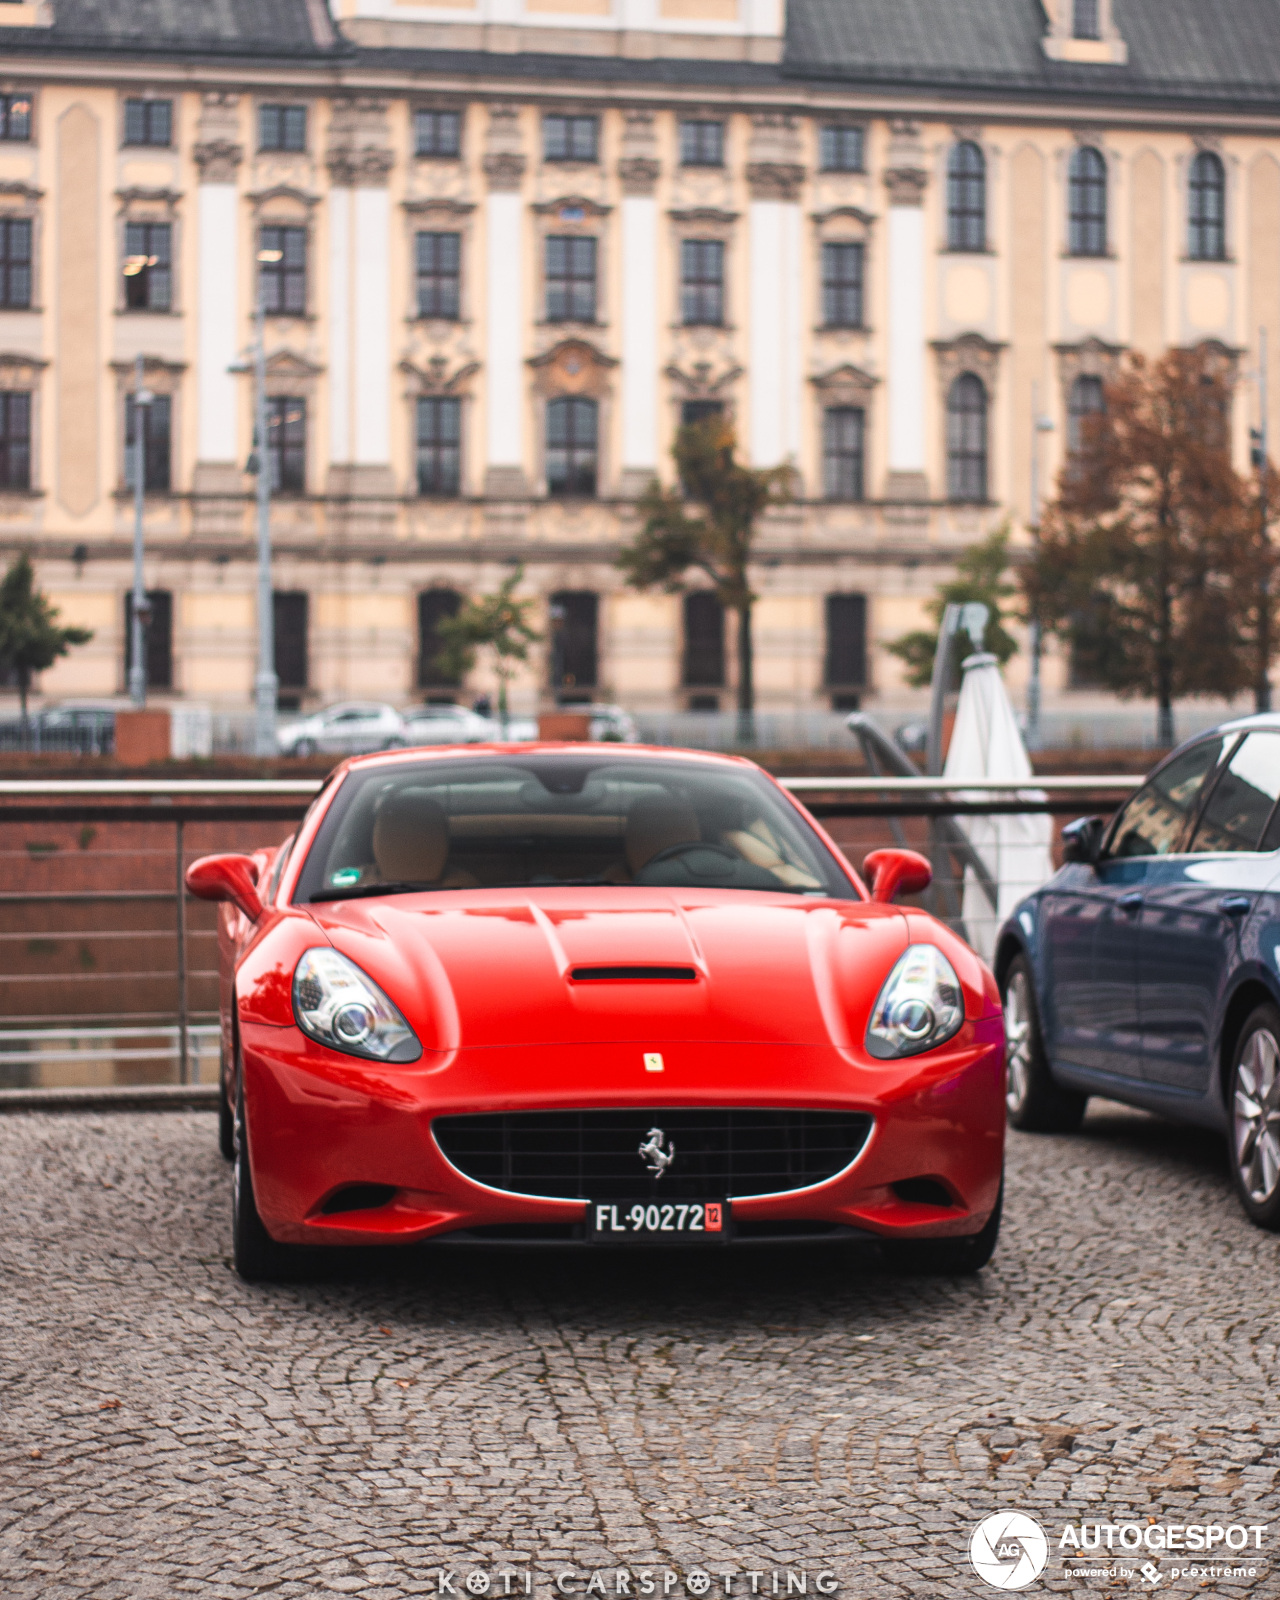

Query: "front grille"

xmin=432 ymin=1108 xmax=873 ymax=1202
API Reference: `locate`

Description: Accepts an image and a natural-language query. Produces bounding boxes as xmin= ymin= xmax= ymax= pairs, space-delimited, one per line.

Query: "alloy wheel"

xmin=1234 ymin=1027 xmax=1280 ymax=1204
xmin=1004 ymin=968 xmax=1032 ymax=1114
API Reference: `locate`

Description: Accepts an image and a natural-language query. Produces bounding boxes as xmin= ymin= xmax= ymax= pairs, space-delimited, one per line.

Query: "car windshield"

xmin=294 ymin=754 xmax=856 ymax=902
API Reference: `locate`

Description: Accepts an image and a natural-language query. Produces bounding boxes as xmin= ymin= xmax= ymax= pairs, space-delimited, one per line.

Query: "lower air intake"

xmin=432 ymin=1108 xmax=874 ymax=1202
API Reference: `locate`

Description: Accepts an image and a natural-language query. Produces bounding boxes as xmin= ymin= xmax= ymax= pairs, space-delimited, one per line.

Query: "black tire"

xmin=232 ymin=1054 xmax=304 ymax=1283
xmin=1228 ymin=1003 xmax=1280 ymax=1231
xmin=217 ymin=1057 xmax=234 ymax=1162
xmin=882 ymin=1180 xmax=1004 ymax=1275
xmin=1002 ymin=955 xmax=1088 ymax=1133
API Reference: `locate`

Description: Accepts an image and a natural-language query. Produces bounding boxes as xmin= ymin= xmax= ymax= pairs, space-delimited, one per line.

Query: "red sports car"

xmin=187 ymin=744 xmax=1005 ymax=1281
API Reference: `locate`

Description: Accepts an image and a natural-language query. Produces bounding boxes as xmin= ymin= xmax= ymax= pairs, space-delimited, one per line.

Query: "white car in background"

xmin=584 ymin=703 xmax=641 ymax=742
xmin=277 ymin=702 xmax=406 ymax=757
xmin=401 ymin=703 xmax=500 ymax=744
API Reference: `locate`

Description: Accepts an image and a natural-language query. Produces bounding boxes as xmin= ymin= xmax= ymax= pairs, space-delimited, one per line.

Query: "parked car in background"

xmin=402 ymin=703 xmax=495 ymax=744
xmin=583 ymin=704 xmax=641 ymax=742
xmin=277 ymin=702 xmax=405 ymax=758
xmin=0 ymin=699 xmax=120 ymax=754
xmin=996 ymin=714 xmax=1280 ymax=1231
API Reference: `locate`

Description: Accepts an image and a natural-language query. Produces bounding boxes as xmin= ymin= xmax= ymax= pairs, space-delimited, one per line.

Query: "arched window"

xmin=947 ymin=141 xmax=986 ymax=252
xmin=1067 ymin=374 xmax=1105 ymax=454
xmin=1068 ymin=147 xmax=1108 ymax=257
xmin=947 ymin=373 xmax=988 ymax=502
xmin=1188 ymin=150 xmax=1226 ymax=261
xmin=546 ymin=397 xmax=597 ymax=497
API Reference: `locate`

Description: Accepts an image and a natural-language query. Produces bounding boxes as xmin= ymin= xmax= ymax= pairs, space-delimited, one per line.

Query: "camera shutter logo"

xmin=969 ymin=1512 xmax=1050 ymax=1590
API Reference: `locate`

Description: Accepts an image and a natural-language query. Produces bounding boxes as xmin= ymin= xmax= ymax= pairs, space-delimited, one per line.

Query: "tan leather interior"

xmin=372 ymin=789 xmax=451 ymax=883
xmin=625 ymin=794 xmax=701 ymax=874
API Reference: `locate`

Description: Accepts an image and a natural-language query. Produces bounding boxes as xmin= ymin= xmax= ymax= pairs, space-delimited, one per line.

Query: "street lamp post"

xmin=1257 ymin=328 xmax=1272 ymax=713
xmin=1026 ymin=390 xmax=1055 ymax=749
xmin=128 ymin=352 xmax=153 ymax=707
xmin=251 ymin=265 xmax=278 ymax=757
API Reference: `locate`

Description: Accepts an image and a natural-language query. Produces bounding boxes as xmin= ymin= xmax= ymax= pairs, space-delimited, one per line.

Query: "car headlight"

xmin=292 ymin=948 xmax=422 ymax=1063
xmin=865 ymin=944 xmax=965 ymax=1059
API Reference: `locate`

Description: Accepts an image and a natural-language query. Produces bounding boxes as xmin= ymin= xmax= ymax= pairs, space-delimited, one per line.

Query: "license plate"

xmin=587 ymin=1199 xmax=729 ymax=1242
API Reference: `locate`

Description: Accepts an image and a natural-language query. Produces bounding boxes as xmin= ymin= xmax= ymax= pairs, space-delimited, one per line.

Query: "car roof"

xmin=331 ymin=742 xmax=758 ymax=777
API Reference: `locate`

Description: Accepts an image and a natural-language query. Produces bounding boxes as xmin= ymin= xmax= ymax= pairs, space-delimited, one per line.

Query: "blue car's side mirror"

xmin=1062 ymin=815 xmax=1105 ymax=865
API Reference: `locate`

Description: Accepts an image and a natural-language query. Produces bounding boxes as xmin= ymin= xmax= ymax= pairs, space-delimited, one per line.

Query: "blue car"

xmin=996 ymin=714 xmax=1280 ymax=1230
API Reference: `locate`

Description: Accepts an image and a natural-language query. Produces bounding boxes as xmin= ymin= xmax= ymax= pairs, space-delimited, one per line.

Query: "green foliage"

xmin=0 ymin=553 xmax=93 ymax=720
xmin=885 ymin=527 xmax=1020 ymax=689
xmin=432 ymin=567 xmax=541 ymax=721
xmin=617 ymin=417 xmax=788 ymax=715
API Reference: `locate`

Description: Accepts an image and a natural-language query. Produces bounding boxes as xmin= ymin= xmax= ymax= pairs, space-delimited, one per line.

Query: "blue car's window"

xmin=1108 ymin=738 xmax=1225 ymax=858
xmin=295 ymin=754 xmax=858 ymax=902
xmin=1189 ymin=733 xmax=1280 ymax=853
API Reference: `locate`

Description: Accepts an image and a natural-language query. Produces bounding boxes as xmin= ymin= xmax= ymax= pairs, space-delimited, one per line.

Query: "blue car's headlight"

xmin=292 ymin=948 xmax=422 ymax=1063
xmin=866 ymin=944 xmax=965 ymax=1059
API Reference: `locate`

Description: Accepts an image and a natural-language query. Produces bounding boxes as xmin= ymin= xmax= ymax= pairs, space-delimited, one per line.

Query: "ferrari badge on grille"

xmin=639 ymin=1127 xmax=676 ymax=1177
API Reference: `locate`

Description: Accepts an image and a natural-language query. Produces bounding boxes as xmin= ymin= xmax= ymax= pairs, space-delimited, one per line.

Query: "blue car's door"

xmin=1073 ymin=737 xmax=1229 ymax=1085
xmin=1139 ymin=731 xmax=1280 ymax=1094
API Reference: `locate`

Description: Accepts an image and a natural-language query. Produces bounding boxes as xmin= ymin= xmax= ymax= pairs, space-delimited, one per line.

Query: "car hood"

xmin=306 ymin=889 xmax=913 ymax=1053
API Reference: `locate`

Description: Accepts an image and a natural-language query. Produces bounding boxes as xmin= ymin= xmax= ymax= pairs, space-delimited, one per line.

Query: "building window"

xmin=125 ymin=393 xmax=172 ymax=493
xmin=1188 ymin=150 xmax=1226 ymax=261
xmin=680 ymin=120 xmax=723 ymax=167
xmin=543 ymin=114 xmax=598 ymax=164
xmin=124 ymin=589 xmax=173 ymax=690
xmin=259 ymin=104 xmax=307 ymax=153
xmin=418 ymin=590 xmax=463 ymax=689
xmin=273 ymin=592 xmax=308 ymax=695
xmin=266 ymin=396 xmax=306 ymax=494
xmin=123 ymin=221 xmax=171 ymax=311
xmin=0 ymin=391 xmax=30 ymax=490
xmin=947 ymin=141 xmax=986 ymax=251
xmin=823 ymin=406 xmax=865 ymax=501
xmin=0 ymin=93 xmax=31 ymax=143
xmin=545 ymin=235 xmax=596 ymax=323
xmin=681 ymin=239 xmax=724 ymax=326
xmin=1073 ymin=0 xmax=1100 ymax=38
xmin=0 ymin=218 xmax=32 ymax=309
xmin=1068 ymin=146 xmax=1108 ymax=256
xmin=546 ymin=397 xmax=597 ymax=497
xmin=947 ymin=373 xmax=988 ymax=502
xmin=549 ymin=590 xmax=598 ymax=695
xmin=1067 ymin=374 xmax=1105 ymax=454
xmin=124 ymin=99 xmax=172 ymax=148
xmin=416 ymin=396 xmax=461 ymax=496
xmin=415 ymin=231 xmax=460 ymax=319
xmin=258 ymin=225 xmax=306 ymax=316
xmin=414 ymin=109 xmax=461 ymax=159
xmin=825 ymin=593 xmax=867 ymax=705
xmin=821 ymin=242 xmax=863 ymax=328
xmin=820 ymin=125 xmax=864 ymax=173
xmin=683 ymin=591 xmax=725 ymax=689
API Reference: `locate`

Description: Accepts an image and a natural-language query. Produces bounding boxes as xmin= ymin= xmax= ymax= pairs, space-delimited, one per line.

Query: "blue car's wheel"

xmin=1230 ymin=1005 xmax=1280 ymax=1231
xmin=1002 ymin=957 xmax=1087 ymax=1133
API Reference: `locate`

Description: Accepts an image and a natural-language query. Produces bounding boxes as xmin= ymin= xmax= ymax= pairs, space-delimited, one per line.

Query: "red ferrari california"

xmin=187 ymin=744 xmax=1005 ymax=1281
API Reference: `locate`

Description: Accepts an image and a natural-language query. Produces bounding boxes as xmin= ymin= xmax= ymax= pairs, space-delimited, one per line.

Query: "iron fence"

xmin=0 ymin=773 xmax=1138 ymax=1095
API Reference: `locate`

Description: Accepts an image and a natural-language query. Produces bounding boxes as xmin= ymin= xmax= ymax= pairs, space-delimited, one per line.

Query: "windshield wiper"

xmin=310 ymin=881 xmax=454 ymax=903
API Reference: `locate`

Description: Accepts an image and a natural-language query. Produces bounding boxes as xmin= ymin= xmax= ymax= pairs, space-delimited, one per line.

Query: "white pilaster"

xmin=328 ymin=185 xmax=352 ymax=467
xmin=620 ymin=194 xmax=658 ymax=481
xmin=353 ymin=186 xmax=391 ymax=464
xmin=887 ymin=203 xmax=927 ymax=483
xmin=485 ymin=189 xmax=525 ymax=487
xmin=748 ymin=198 xmax=803 ymax=469
xmin=196 ymin=183 xmax=238 ymax=464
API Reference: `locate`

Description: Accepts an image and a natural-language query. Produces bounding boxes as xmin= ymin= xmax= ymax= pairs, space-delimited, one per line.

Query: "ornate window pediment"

xmin=529 ymin=337 xmax=616 ymax=399
xmin=810 ymin=363 xmax=878 ymax=405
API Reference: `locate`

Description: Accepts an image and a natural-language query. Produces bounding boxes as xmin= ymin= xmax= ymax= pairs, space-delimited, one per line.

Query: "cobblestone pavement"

xmin=3 ymin=1104 xmax=1279 ymax=1600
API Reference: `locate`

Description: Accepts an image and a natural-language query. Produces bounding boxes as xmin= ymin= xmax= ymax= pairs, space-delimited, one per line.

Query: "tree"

xmin=432 ymin=567 xmax=541 ymax=729
xmin=617 ymin=416 xmax=789 ymax=737
xmin=1025 ymin=346 xmax=1251 ymax=746
xmin=0 ymin=553 xmax=92 ymax=724
xmin=885 ymin=525 xmax=1020 ymax=689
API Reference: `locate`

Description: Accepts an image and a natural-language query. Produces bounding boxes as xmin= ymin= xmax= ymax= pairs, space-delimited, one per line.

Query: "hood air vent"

xmin=570 ymin=965 xmax=698 ymax=982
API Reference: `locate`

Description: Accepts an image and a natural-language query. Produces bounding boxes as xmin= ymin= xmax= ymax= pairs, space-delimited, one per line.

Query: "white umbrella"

xmin=942 ymin=652 xmax=1054 ymax=963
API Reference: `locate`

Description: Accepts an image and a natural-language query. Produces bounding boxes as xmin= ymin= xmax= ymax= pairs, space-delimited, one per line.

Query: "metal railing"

xmin=0 ymin=773 xmax=1138 ymax=1095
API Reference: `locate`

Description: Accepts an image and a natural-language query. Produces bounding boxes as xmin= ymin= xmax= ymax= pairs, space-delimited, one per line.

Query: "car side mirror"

xmin=186 ymin=853 xmax=263 ymax=922
xmin=1061 ymin=815 xmax=1105 ymax=866
xmin=863 ymin=847 xmax=933 ymax=904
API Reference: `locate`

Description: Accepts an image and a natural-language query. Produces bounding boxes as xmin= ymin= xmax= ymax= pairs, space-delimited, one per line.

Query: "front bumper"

xmin=241 ymin=1019 xmax=1006 ymax=1246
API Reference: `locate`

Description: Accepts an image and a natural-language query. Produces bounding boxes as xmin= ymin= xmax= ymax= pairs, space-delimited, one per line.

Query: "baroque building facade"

xmin=1 ymin=0 xmax=1279 ymax=717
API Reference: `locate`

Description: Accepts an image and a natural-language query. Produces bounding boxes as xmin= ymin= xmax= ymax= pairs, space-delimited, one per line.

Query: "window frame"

xmin=418 ymin=588 xmax=464 ymax=689
xmin=258 ymin=223 xmax=308 ymax=318
xmin=543 ymin=114 xmax=598 ymax=165
xmin=682 ymin=590 xmax=726 ymax=689
xmin=946 ymin=140 xmax=987 ymax=253
xmin=679 ymin=120 xmax=724 ymax=168
xmin=545 ymin=396 xmax=598 ymax=498
xmin=544 ymin=234 xmax=598 ymax=324
xmin=946 ymin=372 xmax=988 ymax=503
xmin=820 ymin=240 xmax=863 ymax=330
xmin=819 ymin=125 xmax=864 ymax=174
xmin=123 ymin=98 xmax=172 ymax=149
xmin=1068 ymin=146 xmax=1108 ymax=258
xmin=680 ymin=238 xmax=725 ymax=328
xmin=0 ymin=92 xmax=33 ymax=144
xmin=123 ymin=220 xmax=172 ymax=313
xmin=273 ymin=590 xmax=310 ymax=694
xmin=823 ymin=406 xmax=865 ymax=502
xmin=414 ymin=108 xmax=462 ymax=160
xmin=124 ymin=391 xmax=173 ymax=494
xmin=1187 ymin=732 xmax=1280 ymax=855
xmin=0 ymin=215 xmax=32 ymax=310
xmin=414 ymin=230 xmax=461 ymax=320
xmin=123 ymin=588 xmax=173 ymax=692
xmin=416 ymin=395 xmax=462 ymax=497
xmin=824 ymin=593 xmax=868 ymax=693
xmin=1188 ymin=149 xmax=1227 ymax=262
xmin=258 ymin=103 xmax=308 ymax=155
xmin=1066 ymin=374 xmax=1105 ymax=455
xmin=1102 ymin=737 xmax=1230 ymax=860
xmin=266 ymin=394 xmax=307 ymax=495
xmin=0 ymin=389 xmax=31 ymax=491
xmin=1073 ymin=0 xmax=1101 ymax=39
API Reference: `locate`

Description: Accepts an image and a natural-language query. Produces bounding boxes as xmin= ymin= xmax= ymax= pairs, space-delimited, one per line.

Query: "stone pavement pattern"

xmin=1 ymin=1105 xmax=1279 ymax=1600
